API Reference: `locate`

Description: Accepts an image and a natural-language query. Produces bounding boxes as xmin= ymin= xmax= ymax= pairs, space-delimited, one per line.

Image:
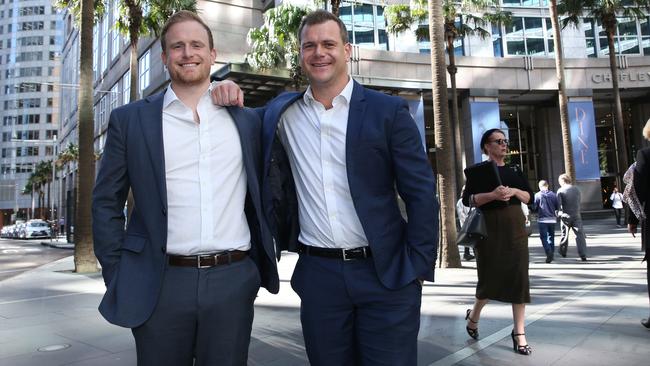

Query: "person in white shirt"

xmin=610 ymin=186 xmax=624 ymax=227
xmin=92 ymin=11 xmax=278 ymax=366
xmin=213 ymin=10 xmax=438 ymax=366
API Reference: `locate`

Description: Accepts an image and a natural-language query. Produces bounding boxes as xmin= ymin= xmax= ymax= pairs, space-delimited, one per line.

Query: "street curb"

xmin=40 ymin=240 xmax=74 ymax=250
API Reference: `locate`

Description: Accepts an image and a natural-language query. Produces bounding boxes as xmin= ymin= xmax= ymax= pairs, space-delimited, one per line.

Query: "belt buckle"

xmin=197 ymin=255 xmax=213 ymax=269
xmin=342 ymin=248 xmax=351 ymax=261
xmin=342 ymin=247 xmax=365 ymax=261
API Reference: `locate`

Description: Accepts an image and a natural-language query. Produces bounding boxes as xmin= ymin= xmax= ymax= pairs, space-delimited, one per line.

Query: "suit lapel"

xmin=262 ymin=92 xmax=304 ymax=177
xmin=139 ymin=92 xmax=167 ymax=211
xmin=345 ymin=81 xmax=367 ymax=167
xmin=227 ymin=107 xmax=260 ymax=191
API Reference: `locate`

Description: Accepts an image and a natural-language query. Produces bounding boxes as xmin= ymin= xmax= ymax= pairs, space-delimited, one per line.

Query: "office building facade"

xmin=65 ymin=0 xmax=650 ymax=212
xmin=0 ymin=0 xmax=62 ymax=224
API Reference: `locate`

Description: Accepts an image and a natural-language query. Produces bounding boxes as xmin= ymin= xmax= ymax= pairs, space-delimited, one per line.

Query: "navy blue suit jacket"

xmin=262 ymin=81 xmax=438 ymax=289
xmin=92 ymin=91 xmax=279 ymax=328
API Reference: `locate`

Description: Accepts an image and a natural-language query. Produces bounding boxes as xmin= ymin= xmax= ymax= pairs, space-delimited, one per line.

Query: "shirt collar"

xmin=163 ymin=85 xmax=212 ymax=110
xmin=303 ymin=76 xmax=354 ymax=107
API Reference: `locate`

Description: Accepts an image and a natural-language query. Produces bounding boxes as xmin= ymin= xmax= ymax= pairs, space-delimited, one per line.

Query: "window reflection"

xmin=340 ymin=1 xmax=388 ymax=50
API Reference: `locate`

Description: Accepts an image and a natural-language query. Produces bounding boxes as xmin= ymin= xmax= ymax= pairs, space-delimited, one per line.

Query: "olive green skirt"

xmin=474 ymin=204 xmax=530 ymax=304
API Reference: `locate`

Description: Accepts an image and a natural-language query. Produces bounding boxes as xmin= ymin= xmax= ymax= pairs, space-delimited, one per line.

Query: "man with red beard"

xmin=92 ymin=11 xmax=278 ymax=366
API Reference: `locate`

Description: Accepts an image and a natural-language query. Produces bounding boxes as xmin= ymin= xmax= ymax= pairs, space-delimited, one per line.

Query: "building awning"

xmin=211 ymin=63 xmax=296 ymax=107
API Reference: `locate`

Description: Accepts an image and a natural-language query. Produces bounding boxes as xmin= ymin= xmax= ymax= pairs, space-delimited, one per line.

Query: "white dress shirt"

xmin=162 ymin=86 xmax=250 ymax=255
xmin=278 ymin=77 xmax=369 ymax=249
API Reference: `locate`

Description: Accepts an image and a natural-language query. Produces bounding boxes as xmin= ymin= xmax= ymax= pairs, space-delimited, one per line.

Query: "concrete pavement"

xmin=1 ymin=218 xmax=648 ymax=365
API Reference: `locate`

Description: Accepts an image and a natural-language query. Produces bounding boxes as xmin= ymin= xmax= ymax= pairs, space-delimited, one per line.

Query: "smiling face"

xmin=299 ymin=20 xmax=351 ymax=93
xmin=161 ymin=20 xmax=216 ymax=89
xmin=482 ymin=131 xmax=508 ymax=160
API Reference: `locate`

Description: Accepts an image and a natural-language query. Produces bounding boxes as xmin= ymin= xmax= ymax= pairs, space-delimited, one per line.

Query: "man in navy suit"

xmin=92 ymin=11 xmax=278 ymax=366
xmin=214 ymin=10 xmax=438 ymax=365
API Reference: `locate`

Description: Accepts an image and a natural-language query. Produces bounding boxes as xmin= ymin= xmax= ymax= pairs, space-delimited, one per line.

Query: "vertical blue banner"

xmin=568 ymin=101 xmax=600 ymax=181
xmin=470 ymin=101 xmax=500 ymax=164
xmin=406 ymin=96 xmax=426 ymax=152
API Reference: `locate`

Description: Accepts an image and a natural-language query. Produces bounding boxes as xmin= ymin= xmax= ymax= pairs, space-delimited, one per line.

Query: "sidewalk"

xmin=1 ymin=218 xmax=648 ymax=366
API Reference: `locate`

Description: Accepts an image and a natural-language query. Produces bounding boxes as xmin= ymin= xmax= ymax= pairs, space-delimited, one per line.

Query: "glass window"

xmin=139 ymin=50 xmax=150 ymax=94
xmin=122 ymin=71 xmax=131 ymax=105
xmin=339 ymin=1 xmax=388 ymax=50
xmin=492 ymin=23 xmax=503 ymax=57
xmin=504 ymin=17 xmax=553 ymax=56
xmin=111 ymin=0 xmax=120 ymax=60
xmin=101 ymin=19 xmax=109 ymax=73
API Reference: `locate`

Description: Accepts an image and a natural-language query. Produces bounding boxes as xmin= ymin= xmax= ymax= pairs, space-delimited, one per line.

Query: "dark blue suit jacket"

xmin=262 ymin=81 xmax=438 ymax=289
xmin=92 ymin=91 xmax=279 ymax=328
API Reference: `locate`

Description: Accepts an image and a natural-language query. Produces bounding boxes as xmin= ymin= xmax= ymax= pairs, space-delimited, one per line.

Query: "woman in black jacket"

xmin=462 ymin=129 xmax=534 ymax=354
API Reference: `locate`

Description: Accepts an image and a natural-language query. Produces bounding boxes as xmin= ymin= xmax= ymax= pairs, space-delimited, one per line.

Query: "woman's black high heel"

xmin=465 ymin=309 xmax=479 ymax=339
xmin=642 ymin=319 xmax=650 ymax=329
xmin=510 ymin=330 xmax=532 ymax=355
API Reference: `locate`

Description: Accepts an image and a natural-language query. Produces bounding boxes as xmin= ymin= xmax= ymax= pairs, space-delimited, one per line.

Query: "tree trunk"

xmin=446 ymin=33 xmax=464 ymax=193
xmin=549 ymin=0 xmax=575 ymax=181
xmin=126 ymin=1 xmax=142 ymax=220
xmin=605 ymin=21 xmax=629 ymax=183
xmin=428 ymin=0 xmax=460 ymax=268
xmin=330 ymin=0 xmax=341 ymax=16
xmin=74 ymin=0 xmax=98 ymax=273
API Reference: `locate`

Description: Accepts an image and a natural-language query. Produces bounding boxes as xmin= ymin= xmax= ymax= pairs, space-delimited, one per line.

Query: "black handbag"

xmin=456 ymin=206 xmax=487 ymax=248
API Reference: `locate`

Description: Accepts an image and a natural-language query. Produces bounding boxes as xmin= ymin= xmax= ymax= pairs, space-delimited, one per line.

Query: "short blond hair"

xmin=558 ymin=173 xmax=572 ymax=185
xmin=538 ymin=180 xmax=548 ymax=190
xmin=643 ymin=118 xmax=650 ymax=141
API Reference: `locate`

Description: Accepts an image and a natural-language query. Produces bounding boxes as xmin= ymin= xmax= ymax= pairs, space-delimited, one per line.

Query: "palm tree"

xmin=548 ymin=0 xmax=576 ymax=181
xmin=246 ymin=4 xmax=310 ymax=85
xmin=56 ymin=0 xmax=101 ymax=272
xmin=76 ymin=0 xmax=99 ymax=272
xmin=428 ymin=0 xmax=460 ymax=268
xmin=387 ymin=0 xmax=510 ymax=192
xmin=558 ymin=0 xmax=649 ymax=180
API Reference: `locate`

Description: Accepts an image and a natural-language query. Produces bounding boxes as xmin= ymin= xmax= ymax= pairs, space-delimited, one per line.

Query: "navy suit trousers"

xmin=131 ymin=257 xmax=261 ymax=366
xmin=291 ymin=254 xmax=422 ymax=366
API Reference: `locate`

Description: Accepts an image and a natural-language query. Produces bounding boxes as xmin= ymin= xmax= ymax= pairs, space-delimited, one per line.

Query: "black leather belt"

xmin=298 ymin=243 xmax=372 ymax=261
xmin=168 ymin=250 xmax=248 ymax=268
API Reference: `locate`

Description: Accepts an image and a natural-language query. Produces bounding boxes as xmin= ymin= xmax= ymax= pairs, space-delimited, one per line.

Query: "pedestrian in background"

xmin=557 ymin=174 xmax=588 ymax=261
xmin=462 ymin=128 xmax=534 ymax=355
xmin=456 ymin=186 xmax=475 ymax=261
xmin=627 ymin=118 xmax=650 ymax=329
xmin=532 ymin=180 xmax=559 ymax=263
xmin=610 ymin=186 xmax=624 ymax=227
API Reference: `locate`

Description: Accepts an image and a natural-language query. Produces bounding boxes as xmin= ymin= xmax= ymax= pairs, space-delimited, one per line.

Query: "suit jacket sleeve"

xmin=390 ymin=99 xmax=438 ymax=280
xmin=92 ymin=110 xmax=130 ymax=286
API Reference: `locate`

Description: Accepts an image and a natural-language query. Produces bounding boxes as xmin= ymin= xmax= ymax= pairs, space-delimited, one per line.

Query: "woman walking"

xmin=462 ymin=128 xmax=534 ymax=354
xmin=627 ymin=119 xmax=650 ymax=329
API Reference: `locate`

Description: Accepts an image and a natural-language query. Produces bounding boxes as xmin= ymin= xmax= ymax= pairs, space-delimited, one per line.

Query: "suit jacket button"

xmin=161 ymin=247 xmax=166 ymax=253
xmin=162 ymin=208 xmax=167 ymax=216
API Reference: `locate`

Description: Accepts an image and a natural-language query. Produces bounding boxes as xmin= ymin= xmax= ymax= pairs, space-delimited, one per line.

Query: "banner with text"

xmin=568 ymin=101 xmax=600 ymax=181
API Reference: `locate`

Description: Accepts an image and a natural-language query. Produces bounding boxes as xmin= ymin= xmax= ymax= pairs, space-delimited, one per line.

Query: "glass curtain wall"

xmin=339 ymin=2 xmax=389 ymax=50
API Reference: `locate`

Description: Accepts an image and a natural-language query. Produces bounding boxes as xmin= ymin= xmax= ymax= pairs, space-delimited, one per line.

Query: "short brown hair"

xmin=298 ymin=10 xmax=349 ymax=44
xmin=160 ymin=10 xmax=213 ymax=51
